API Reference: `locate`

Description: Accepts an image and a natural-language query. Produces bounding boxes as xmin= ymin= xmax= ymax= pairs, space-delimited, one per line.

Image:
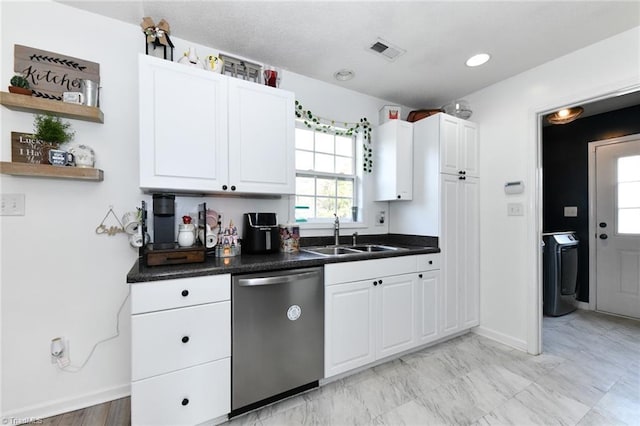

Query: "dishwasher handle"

xmin=237 ymin=271 xmax=320 ymax=287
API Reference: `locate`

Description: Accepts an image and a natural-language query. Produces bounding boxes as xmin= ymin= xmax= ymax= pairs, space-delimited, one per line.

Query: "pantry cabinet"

xmin=389 ymin=112 xmax=479 ymax=338
xmin=374 ymin=119 xmax=413 ymax=201
xmin=440 ymin=113 xmax=479 ymax=177
xmin=139 ymin=54 xmax=295 ymax=195
xmin=130 ymin=274 xmax=231 ymax=425
xmin=324 ymin=254 xmax=441 ymax=378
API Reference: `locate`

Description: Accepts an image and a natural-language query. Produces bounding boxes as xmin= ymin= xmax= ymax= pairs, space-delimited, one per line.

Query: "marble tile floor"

xmin=226 ymin=310 xmax=640 ymax=426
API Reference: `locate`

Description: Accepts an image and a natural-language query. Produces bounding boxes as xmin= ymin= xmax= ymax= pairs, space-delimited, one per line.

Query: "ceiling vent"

xmin=368 ymin=38 xmax=406 ymax=62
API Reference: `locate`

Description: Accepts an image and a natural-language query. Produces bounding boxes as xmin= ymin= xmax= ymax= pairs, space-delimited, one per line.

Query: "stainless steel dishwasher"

xmin=231 ymin=267 xmax=324 ymax=416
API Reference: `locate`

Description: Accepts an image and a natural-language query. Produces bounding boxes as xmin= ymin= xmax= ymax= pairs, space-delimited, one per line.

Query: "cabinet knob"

xmin=373 ymin=280 xmax=378 ymax=286
xmin=181 ymin=336 xmax=190 ymax=344
xmin=181 ymin=290 xmax=189 ymax=297
xmin=378 ymin=279 xmax=383 ymax=285
xmin=222 ymin=185 xmax=228 ymax=190
xmin=181 ymin=398 xmax=189 ymax=406
xmin=418 ymin=274 xmax=423 ymax=278
xmin=397 ymin=195 xmax=401 ymax=199
xmin=461 ymin=170 xmax=466 ymax=175
xmin=231 ymin=185 xmax=236 ymax=191
xmin=599 ymin=234 xmax=608 ymax=240
xmin=429 ymin=260 xmax=433 ymax=265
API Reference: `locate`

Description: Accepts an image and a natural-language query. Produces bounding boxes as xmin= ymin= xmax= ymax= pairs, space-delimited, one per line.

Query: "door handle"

xmin=237 ymin=271 xmax=319 ymax=286
xmin=599 ymin=234 xmax=608 ymax=240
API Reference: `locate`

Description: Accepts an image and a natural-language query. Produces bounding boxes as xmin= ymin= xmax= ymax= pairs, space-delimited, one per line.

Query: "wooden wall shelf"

xmin=0 ymin=162 xmax=104 ymax=181
xmin=0 ymin=92 xmax=104 ymax=123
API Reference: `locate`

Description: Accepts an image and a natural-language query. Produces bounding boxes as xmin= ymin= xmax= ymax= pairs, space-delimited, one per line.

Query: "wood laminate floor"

xmin=35 ymin=310 xmax=639 ymax=425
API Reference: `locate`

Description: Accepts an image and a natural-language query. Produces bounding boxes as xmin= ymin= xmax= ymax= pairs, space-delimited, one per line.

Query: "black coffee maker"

xmin=242 ymin=213 xmax=279 ymax=254
xmin=152 ymin=194 xmax=175 ymax=249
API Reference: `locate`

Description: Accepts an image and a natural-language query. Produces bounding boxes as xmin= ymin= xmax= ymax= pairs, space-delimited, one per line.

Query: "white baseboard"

xmin=472 ymin=326 xmax=528 ymax=352
xmin=576 ymin=301 xmax=591 ymax=310
xmin=1 ymin=383 xmax=130 ymax=424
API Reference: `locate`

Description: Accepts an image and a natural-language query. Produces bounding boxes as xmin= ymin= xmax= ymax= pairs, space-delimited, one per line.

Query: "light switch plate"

xmin=1 ymin=194 xmax=25 ymax=216
xmin=507 ymin=203 xmax=524 ymax=216
xmin=564 ymin=206 xmax=578 ymax=217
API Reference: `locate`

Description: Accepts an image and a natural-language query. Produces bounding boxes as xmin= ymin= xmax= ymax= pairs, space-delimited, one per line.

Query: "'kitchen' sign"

xmin=14 ymin=45 xmax=100 ymax=101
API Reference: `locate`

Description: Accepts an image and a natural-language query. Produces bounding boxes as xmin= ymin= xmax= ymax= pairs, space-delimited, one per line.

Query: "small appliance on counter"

xmin=242 ymin=213 xmax=279 ymax=254
xmin=138 ymin=198 xmax=207 ymax=266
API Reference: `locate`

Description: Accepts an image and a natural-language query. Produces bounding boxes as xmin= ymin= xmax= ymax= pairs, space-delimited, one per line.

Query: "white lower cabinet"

xmin=325 ymin=255 xmax=441 ymax=378
xmin=131 ymin=359 xmax=230 ymax=426
xmin=416 ymin=270 xmax=440 ymax=344
xmin=131 ymin=275 xmax=231 ymax=426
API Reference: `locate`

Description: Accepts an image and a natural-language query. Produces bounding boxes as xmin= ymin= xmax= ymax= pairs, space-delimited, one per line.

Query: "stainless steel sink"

xmin=303 ymin=246 xmax=362 ymax=256
xmin=302 ymin=244 xmax=405 ymax=256
xmin=349 ymin=244 xmax=402 ymax=252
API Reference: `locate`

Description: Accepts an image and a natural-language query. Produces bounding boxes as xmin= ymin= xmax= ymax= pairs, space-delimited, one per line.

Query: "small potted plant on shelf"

xmin=34 ymin=114 xmax=75 ymax=145
xmin=8 ymin=74 xmax=32 ymax=96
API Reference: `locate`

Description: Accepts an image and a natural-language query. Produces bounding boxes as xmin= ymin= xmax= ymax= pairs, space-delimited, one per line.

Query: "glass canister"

xmin=279 ymin=223 xmax=300 ymax=253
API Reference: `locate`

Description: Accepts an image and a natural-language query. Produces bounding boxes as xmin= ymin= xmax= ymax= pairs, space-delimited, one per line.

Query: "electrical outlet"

xmin=51 ymin=337 xmax=64 ymax=363
xmin=376 ymin=210 xmax=386 ymax=226
xmin=1 ymin=193 xmax=25 ymax=216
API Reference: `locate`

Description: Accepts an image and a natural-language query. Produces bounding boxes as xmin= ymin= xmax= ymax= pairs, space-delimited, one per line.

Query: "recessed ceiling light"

xmin=334 ymin=69 xmax=355 ymax=81
xmin=466 ymin=53 xmax=491 ymax=67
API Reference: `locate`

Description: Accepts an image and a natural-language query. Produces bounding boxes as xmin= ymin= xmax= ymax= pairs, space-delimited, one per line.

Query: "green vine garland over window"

xmin=295 ymin=100 xmax=373 ymax=173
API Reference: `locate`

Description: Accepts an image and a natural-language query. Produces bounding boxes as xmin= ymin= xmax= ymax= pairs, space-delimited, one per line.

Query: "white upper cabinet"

xmin=374 ymin=119 xmax=413 ymax=201
xmin=439 ymin=114 xmax=478 ymax=177
xmin=228 ymin=78 xmax=295 ymax=194
xmin=139 ymin=55 xmax=228 ymax=192
xmin=139 ymin=54 xmax=295 ymax=195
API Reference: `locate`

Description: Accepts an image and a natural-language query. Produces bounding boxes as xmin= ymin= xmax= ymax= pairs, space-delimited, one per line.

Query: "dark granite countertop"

xmin=127 ymin=234 xmax=439 ymax=283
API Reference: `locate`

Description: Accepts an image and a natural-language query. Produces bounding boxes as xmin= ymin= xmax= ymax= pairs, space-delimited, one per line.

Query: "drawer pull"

xmin=181 ymin=290 xmax=189 ymax=297
xmin=418 ymin=274 xmax=423 ymax=278
xmin=181 ymin=336 xmax=190 ymax=344
xmin=379 ymin=279 xmax=383 ymax=285
xmin=373 ymin=280 xmax=377 ymax=286
xmin=429 ymin=260 xmax=433 ymax=265
xmin=181 ymin=398 xmax=189 ymax=406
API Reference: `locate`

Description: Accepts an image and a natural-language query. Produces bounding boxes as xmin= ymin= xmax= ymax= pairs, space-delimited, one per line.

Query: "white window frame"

xmin=294 ymin=122 xmax=363 ymax=227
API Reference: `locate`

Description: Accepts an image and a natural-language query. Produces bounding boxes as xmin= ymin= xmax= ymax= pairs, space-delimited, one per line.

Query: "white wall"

xmin=0 ymin=1 xmax=405 ymax=420
xmin=465 ymin=26 xmax=640 ymax=351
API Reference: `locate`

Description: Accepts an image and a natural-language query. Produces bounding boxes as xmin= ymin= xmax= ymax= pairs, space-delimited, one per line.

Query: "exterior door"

xmin=595 ymin=138 xmax=640 ymax=318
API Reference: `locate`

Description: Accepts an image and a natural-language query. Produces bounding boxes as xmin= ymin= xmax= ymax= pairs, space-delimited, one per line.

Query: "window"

xmin=618 ymin=155 xmax=640 ymax=234
xmin=295 ymin=125 xmax=357 ymax=222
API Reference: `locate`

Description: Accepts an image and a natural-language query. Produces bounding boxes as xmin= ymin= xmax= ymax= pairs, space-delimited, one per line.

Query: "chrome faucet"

xmin=334 ymin=214 xmax=340 ymax=245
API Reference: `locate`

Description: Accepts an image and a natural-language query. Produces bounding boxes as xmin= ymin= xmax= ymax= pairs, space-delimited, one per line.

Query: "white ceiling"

xmin=60 ymin=0 xmax=640 ymax=111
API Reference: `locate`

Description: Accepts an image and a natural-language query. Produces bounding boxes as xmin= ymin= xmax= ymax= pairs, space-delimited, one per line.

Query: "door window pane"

xmin=618 ymin=182 xmax=640 ymax=208
xmin=619 ymin=208 xmax=640 ymax=234
xmin=618 ymin=155 xmax=640 ymax=182
xmin=617 ymin=155 xmax=640 ymax=234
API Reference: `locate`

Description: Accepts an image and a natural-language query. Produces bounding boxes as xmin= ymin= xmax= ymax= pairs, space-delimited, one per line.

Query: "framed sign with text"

xmin=13 ymin=45 xmax=100 ymax=100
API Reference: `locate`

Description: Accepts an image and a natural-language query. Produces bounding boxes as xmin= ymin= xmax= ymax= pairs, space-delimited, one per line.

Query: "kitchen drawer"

xmin=131 ymin=274 xmax=230 ymax=314
xmin=132 ymin=302 xmax=230 ymax=381
xmin=416 ymin=254 xmax=440 ymax=271
xmin=325 ymin=255 xmax=417 ymax=285
xmin=131 ymin=358 xmax=230 ymax=426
